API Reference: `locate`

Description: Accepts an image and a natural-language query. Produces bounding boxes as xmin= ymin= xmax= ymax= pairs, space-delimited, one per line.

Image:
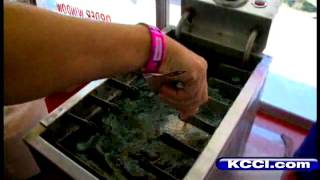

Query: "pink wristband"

xmin=140 ymin=23 xmax=166 ymax=73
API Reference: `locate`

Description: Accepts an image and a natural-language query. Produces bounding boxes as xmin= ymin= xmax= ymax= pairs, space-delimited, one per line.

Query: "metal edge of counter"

xmin=257 ymin=100 xmax=314 ymax=131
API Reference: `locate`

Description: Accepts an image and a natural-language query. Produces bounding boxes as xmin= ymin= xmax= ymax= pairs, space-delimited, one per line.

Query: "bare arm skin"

xmin=5 ymin=2 xmax=151 ymax=104
xmin=4 ymin=2 xmax=208 ymax=118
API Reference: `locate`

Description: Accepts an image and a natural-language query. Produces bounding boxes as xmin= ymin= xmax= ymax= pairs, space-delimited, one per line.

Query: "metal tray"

xmin=24 ymin=28 xmax=271 ymax=180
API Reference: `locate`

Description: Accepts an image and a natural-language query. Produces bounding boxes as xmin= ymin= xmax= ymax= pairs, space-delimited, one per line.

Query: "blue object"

xmin=293 ymin=124 xmax=320 ymax=179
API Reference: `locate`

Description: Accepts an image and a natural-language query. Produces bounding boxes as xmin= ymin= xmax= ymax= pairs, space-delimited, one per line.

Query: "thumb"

xmin=179 ymin=107 xmax=199 ymax=121
xmin=162 ymin=71 xmax=196 ymax=90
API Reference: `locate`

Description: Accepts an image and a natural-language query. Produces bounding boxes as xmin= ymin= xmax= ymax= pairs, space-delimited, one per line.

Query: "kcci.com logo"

xmin=216 ymin=158 xmax=320 ymax=171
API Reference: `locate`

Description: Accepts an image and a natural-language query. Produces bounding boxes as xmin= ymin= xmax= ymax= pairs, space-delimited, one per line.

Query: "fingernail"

xmin=178 ymin=113 xmax=188 ymax=121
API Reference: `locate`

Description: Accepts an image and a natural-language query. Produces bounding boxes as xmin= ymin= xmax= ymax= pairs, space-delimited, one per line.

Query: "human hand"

xmin=157 ymin=36 xmax=209 ymax=120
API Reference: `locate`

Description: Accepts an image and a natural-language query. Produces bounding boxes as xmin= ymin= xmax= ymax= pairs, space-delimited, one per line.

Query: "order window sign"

xmin=216 ymin=158 xmax=320 ymax=170
xmin=35 ymin=0 xmax=156 ymax=25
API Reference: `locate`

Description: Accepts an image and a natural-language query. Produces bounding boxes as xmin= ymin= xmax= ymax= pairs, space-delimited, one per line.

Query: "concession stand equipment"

xmin=25 ymin=0 xmax=281 ymax=179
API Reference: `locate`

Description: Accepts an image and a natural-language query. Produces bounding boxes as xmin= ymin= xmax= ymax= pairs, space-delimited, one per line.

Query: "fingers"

xmin=179 ymin=107 xmax=199 ymax=120
xmin=160 ymin=88 xmax=200 ymax=120
xmin=159 ymin=79 xmax=203 ymax=108
xmin=159 ymin=90 xmax=198 ymax=110
xmin=159 ymin=72 xmax=208 ymax=118
xmin=159 ymin=85 xmax=190 ymax=102
xmin=154 ymin=36 xmax=209 ymax=118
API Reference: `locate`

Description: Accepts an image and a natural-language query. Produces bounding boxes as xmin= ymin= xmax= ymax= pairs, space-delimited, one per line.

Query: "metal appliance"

xmin=25 ymin=0 xmax=281 ymax=179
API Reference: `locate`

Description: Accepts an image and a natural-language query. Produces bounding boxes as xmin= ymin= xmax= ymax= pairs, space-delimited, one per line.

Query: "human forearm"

xmin=4 ymin=3 xmax=150 ymax=104
xmin=5 ymin=3 xmax=209 ymax=119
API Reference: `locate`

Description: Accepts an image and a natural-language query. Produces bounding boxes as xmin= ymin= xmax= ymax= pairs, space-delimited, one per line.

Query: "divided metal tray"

xmin=25 ymin=28 xmax=271 ymax=180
